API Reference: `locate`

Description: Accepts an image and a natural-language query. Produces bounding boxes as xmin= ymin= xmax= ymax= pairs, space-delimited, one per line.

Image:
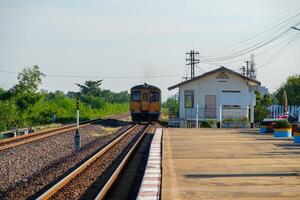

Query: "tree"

xmin=254 ymin=91 xmax=272 ymax=123
xmin=275 ymin=74 xmax=300 ymax=105
xmin=162 ymin=97 xmax=179 ymax=108
xmin=11 ymin=65 xmax=45 ymax=94
xmin=0 ymin=101 xmax=17 ymax=131
xmin=76 ymin=80 xmax=103 ymax=96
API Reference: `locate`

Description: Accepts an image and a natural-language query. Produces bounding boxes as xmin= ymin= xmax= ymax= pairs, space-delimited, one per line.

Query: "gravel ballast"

xmin=0 ymin=119 xmax=132 ymax=200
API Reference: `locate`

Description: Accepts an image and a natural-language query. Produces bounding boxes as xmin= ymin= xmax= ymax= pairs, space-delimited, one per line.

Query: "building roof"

xmin=168 ymin=66 xmax=261 ymax=90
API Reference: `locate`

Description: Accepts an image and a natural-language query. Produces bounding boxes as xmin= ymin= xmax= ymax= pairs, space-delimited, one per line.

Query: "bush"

xmin=200 ymin=120 xmax=212 ymax=128
xmin=200 ymin=120 xmax=216 ymax=128
xmin=274 ymin=120 xmax=291 ymax=129
xmin=223 ymin=117 xmax=249 ymax=122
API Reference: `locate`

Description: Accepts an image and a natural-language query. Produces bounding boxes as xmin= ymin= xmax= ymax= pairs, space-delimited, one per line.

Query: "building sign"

xmin=216 ymin=71 xmax=229 ymax=79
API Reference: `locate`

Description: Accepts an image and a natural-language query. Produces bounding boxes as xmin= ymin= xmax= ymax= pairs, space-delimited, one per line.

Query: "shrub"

xmin=201 ymin=120 xmax=212 ymax=128
xmin=223 ymin=117 xmax=249 ymax=122
xmin=274 ymin=120 xmax=291 ymax=129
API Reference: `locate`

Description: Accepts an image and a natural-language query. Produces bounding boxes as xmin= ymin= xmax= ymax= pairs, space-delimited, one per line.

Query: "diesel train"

xmin=130 ymin=83 xmax=161 ymax=122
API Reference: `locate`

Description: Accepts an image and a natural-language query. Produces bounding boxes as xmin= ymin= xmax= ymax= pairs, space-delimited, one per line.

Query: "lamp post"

xmin=74 ymin=93 xmax=81 ymax=151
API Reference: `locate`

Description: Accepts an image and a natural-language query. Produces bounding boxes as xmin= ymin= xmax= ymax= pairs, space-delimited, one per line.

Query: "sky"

xmin=0 ymin=0 xmax=300 ymax=101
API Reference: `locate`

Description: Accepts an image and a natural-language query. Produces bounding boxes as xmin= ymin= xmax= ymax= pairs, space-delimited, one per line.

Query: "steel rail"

xmin=0 ymin=113 xmax=129 ymax=151
xmin=94 ymin=124 xmax=152 ymax=200
xmin=36 ymin=124 xmax=140 ymax=200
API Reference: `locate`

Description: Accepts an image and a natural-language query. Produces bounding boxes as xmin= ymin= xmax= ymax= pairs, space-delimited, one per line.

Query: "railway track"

xmin=101 ymin=124 xmax=157 ymax=200
xmin=36 ymin=123 xmax=152 ymax=200
xmin=0 ymin=113 xmax=129 ymax=151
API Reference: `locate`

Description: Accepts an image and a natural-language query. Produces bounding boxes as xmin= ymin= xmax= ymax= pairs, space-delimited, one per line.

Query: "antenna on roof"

xmin=240 ymin=54 xmax=257 ymax=80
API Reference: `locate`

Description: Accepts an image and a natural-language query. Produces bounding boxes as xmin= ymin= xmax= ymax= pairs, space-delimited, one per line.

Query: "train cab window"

xmin=150 ymin=92 xmax=159 ymax=102
xmin=131 ymin=91 xmax=141 ymax=101
xmin=143 ymin=93 xmax=148 ymax=101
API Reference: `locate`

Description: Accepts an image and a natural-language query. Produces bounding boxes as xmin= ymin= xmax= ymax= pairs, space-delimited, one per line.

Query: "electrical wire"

xmin=0 ymin=70 xmax=184 ymax=79
xmin=200 ymin=31 xmax=300 ymax=67
xmin=200 ymin=11 xmax=300 ymax=57
xmin=256 ymin=33 xmax=300 ymax=69
xmin=199 ymin=5 xmax=300 ymax=54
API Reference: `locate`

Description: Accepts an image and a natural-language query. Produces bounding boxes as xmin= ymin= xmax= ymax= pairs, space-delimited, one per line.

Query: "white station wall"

xmin=178 ymin=71 xmax=256 ymax=119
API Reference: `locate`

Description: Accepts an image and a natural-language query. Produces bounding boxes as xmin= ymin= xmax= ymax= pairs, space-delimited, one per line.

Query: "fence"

xmin=169 ymin=107 xmax=249 ymax=121
xmin=269 ymin=105 xmax=300 ymax=118
xmin=185 ymin=107 xmax=249 ymax=121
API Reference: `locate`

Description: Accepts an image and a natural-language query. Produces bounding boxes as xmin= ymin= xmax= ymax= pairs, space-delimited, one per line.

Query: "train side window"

xmin=150 ymin=92 xmax=159 ymax=102
xmin=143 ymin=93 xmax=148 ymax=101
xmin=131 ymin=91 xmax=141 ymax=101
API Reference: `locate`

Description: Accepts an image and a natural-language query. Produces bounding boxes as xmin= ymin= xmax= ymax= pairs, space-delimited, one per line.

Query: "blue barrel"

xmin=260 ymin=125 xmax=268 ymax=134
xmin=274 ymin=128 xmax=292 ymax=138
xmin=294 ymin=131 xmax=300 ymax=143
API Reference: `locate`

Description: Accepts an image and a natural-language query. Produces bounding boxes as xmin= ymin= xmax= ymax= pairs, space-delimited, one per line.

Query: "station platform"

xmin=162 ymin=128 xmax=300 ymax=200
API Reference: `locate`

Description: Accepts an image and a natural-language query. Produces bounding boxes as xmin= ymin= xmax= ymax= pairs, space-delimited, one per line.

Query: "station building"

xmin=168 ymin=66 xmax=261 ymax=128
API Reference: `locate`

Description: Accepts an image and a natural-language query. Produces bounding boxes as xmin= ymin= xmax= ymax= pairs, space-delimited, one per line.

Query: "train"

xmin=130 ymin=83 xmax=161 ymax=122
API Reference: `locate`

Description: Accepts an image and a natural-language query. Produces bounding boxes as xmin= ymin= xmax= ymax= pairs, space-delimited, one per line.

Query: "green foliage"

xmin=0 ymin=67 xmax=129 ymax=132
xmin=0 ymin=101 xmax=17 ymax=131
xmin=275 ymin=74 xmax=300 ymax=105
xmin=254 ymin=91 xmax=271 ymax=123
xmin=11 ymin=65 xmax=45 ymax=94
xmin=200 ymin=120 xmax=213 ymax=128
xmin=76 ymin=80 xmax=129 ymax=104
xmin=274 ymin=120 xmax=291 ymax=129
xmin=223 ymin=117 xmax=249 ymax=122
xmin=76 ymin=80 xmax=102 ymax=96
xmin=162 ymin=97 xmax=179 ymax=108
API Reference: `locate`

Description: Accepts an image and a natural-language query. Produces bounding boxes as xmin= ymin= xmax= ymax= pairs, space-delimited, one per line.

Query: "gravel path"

xmin=0 ymin=119 xmax=132 ymax=200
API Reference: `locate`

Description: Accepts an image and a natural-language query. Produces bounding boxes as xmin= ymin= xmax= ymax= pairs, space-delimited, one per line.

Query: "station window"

xmin=150 ymin=92 xmax=159 ymax=102
xmin=222 ymin=105 xmax=241 ymax=109
xmin=222 ymin=90 xmax=241 ymax=93
xmin=143 ymin=93 xmax=148 ymax=101
xmin=131 ymin=91 xmax=141 ymax=101
xmin=184 ymin=90 xmax=194 ymax=108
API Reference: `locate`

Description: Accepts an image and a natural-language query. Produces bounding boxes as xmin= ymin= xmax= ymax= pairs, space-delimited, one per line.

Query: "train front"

xmin=130 ymin=84 xmax=161 ymax=122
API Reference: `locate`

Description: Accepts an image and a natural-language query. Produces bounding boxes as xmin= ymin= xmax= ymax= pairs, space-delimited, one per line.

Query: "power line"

xmin=256 ymin=33 xmax=300 ymax=70
xmin=199 ymin=22 xmax=299 ymax=64
xmin=200 ymin=12 xmax=300 ymax=57
xmin=0 ymin=70 xmax=184 ymax=79
xmin=199 ymin=6 xmax=300 ymax=54
xmin=201 ymin=31 xmax=300 ymax=67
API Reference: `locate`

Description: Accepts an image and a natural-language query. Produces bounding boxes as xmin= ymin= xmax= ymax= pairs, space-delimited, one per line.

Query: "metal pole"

xmin=196 ymin=104 xmax=199 ymax=128
xmin=74 ymin=94 xmax=81 ymax=151
xmin=219 ymin=105 xmax=222 ymax=128
xmin=298 ymin=107 xmax=300 ymax=123
xmin=250 ymin=106 xmax=254 ymax=128
xmin=246 ymin=106 xmax=249 ymax=121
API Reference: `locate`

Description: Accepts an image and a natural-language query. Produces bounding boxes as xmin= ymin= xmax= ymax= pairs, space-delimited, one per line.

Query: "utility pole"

xmin=74 ymin=93 xmax=81 ymax=151
xmin=186 ymin=50 xmax=200 ymax=79
xmin=245 ymin=61 xmax=250 ymax=78
xmin=240 ymin=66 xmax=246 ymax=76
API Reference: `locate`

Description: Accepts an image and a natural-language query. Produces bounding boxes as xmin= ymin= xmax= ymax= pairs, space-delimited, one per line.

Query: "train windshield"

xmin=150 ymin=92 xmax=159 ymax=102
xmin=143 ymin=93 xmax=148 ymax=101
xmin=131 ymin=91 xmax=141 ymax=101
